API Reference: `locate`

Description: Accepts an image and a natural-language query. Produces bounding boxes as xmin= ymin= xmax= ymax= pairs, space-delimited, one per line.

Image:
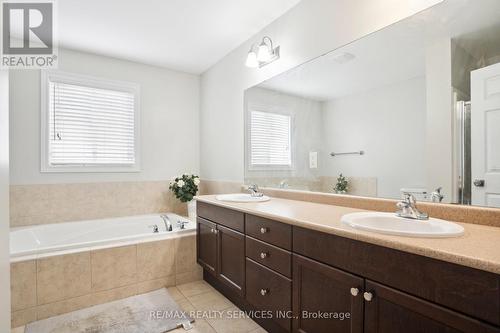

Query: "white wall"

xmin=425 ymin=38 xmax=454 ymax=202
xmin=10 ymin=48 xmax=200 ymax=184
xmin=200 ymin=0 xmax=443 ymax=182
xmin=0 ymin=70 xmax=11 ymax=333
xmin=244 ymin=87 xmax=322 ymax=180
xmin=322 ymin=76 xmax=427 ymax=199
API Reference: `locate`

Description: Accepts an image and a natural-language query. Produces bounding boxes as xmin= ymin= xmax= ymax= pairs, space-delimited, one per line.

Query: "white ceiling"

xmin=54 ymin=0 xmax=301 ymax=74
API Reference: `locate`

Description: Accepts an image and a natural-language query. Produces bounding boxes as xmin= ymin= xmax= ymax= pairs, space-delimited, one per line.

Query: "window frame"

xmin=245 ymin=102 xmax=295 ymax=171
xmin=40 ymin=70 xmax=141 ymax=173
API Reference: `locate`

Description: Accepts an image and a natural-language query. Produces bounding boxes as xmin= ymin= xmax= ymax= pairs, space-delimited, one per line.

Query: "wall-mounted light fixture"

xmin=245 ymin=36 xmax=280 ymax=68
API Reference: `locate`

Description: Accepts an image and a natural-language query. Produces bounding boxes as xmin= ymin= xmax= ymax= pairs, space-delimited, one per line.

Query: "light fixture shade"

xmin=245 ymin=51 xmax=259 ymax=68
xmin=257 ymin=42 xmax=272 ymax=62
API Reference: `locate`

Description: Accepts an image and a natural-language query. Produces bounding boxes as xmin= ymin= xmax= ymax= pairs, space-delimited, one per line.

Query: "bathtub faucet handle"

xmin=177 ymin=220 xmax=189 ymax=230
xmin=149 ymin=224 xmax=159 ymax=233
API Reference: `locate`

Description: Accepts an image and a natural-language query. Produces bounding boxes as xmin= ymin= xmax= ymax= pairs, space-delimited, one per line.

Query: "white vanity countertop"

xmin=196 ymin=195 xmax=500 ymax=275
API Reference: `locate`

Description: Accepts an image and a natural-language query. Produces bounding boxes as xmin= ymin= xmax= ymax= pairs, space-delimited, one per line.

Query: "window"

xmin=249 ymin=110 xmax=292 ymax=169
xmin=41 ymin=71 xmax=140 ymax=172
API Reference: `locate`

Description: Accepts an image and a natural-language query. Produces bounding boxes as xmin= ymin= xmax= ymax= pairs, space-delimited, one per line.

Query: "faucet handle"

xmin=177 ymin=220 xmax=189 ymax=230
xmin=401 ymin=192 xmax=416 ymax=204
xmin=248 ymin=184 xmax=259 ymax=191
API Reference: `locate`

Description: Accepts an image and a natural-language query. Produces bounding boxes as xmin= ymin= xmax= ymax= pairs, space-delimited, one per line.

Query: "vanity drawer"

xmin=197 ymin=201 xmax=244 ymax=232
xmin=246 ymin=258 xmax=291 ymax=331
xmin=245 ymin=214 xmax=292 ymax=250
xmin=246 ymin=236 xmax=292 ymax=277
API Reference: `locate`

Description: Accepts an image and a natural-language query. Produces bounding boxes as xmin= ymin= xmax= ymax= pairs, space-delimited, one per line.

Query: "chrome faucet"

xmin=247 ymin=184 xmax=264 ymax=197
xmin=279 ymin=180 xmax=289 ymax=189
xmin=160 ymin=214 xmax=173 ymax=231
xmin=430 ymin=187 xmax=444 ymax=203
xmin=396 ymin=193 xmax=429 ymax=220
xmin=149 ymin=224 xmax=159 ymax=233
xmin=177 ymin=220 xmax=189 ymax=230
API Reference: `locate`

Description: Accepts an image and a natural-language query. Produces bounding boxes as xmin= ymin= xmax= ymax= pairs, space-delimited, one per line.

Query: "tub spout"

xmin=160 ymin=214 xmax=173 ymax=231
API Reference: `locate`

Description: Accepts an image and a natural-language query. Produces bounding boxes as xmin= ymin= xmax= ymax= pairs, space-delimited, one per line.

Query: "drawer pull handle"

xmin=350 ymin=287 xmax=359 ymax=297
xmin=260 ymin=227 xmax=268 ymax=234
xmin=363 ymin=292 xmax=374 ymax=302
xmin=260 ymin=289 xmax=269 ymax=296
xmin=260 ymin=252 xmax=268 ymax=259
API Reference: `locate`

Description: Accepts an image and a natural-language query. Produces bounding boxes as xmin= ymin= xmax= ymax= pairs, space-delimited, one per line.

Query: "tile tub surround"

xmin=9 ymin=181 xmax=188 ymax=227
xmin=10 ymin=235 xmax=202 ymax=328
xmin=196 ymin=195 xmax=500 ymax=275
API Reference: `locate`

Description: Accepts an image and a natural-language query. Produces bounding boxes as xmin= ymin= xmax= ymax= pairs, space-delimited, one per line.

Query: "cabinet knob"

xmin=260 ymin=227 xmax=268 ymax=234
xmin=350 ymin=287 xmax=359 ymax=296
xmin=260 ymin=252 xmax=268 ymax=259
xmin=260 ymin=288 xmax=269 ymax=296
xmin=210 ymin=228 xmax=214 ymax=233
xmin=363 ymin=292 xmax=374 ymax=302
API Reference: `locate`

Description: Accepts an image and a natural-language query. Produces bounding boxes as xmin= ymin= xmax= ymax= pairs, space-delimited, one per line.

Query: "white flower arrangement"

xmin=169 ymin=174 xmax=200 ymax=202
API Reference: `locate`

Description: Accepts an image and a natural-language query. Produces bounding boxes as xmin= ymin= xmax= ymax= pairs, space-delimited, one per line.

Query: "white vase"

xmin=187 ymin=200 xmax=197 ymax=219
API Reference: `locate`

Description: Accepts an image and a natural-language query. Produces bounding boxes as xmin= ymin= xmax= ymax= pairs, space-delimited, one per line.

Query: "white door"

xmin=471 ymin=62 xmax=500 ymax=207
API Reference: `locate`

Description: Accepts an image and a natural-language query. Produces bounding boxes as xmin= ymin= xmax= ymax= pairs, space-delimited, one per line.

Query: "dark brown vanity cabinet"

xmin=197 ymin=202 xmax=245 ymax=296
xmin=196 ymin=202 xmax=500 ymax=333
xmin=363 ymin=280 xmax=500 ymax=333
xmin=217 ymin=224 xmax=245 ymax=295
xmin=292 ymin=254 xmax=364 ymax=333
xmin=196 ymin=217 xmax=217 ymax=275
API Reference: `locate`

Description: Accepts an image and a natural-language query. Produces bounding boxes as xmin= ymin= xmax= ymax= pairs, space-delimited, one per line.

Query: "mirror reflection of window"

xmin=249 ymin=110 xmax=292 ymax=169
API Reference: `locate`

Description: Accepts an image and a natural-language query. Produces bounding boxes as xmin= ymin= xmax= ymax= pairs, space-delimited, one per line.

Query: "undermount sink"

xmin=341 ymin=212 xmax=464 ymax=238
xmin=216 ymin=193 xmax=270 ymax=203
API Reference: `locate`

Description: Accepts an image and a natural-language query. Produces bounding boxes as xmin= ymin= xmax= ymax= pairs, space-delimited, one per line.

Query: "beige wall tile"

xmin=9 ymin=181 xmax=177 ymax=227
xmin=36 ymin=295 xmax=93 ymax=320
xmin=175 ymin=235 xmax=197 ymax=274
xmin=11 ymin=307 xmax=36 ymax=328
xmin=10 ymin=185 xmax=50 ymax=218
xmin=37 ymin=252 xmax=91 ymax=305
xmin=91 ymin=284 xmax=137 ymax=305
xmin=137 ymin=239 xmax=176 ymax=281
xmin=136 ymin=276 xmax=176 ymax=294
xmin=11 ymin=260 xmax=36 ymax=311
xmin=91 ymin=245 xmax=137 ymax=291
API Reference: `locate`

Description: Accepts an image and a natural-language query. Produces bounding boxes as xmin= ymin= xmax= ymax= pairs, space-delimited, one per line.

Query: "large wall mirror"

xmin=244 ymin=0 xmax=500 ymax=208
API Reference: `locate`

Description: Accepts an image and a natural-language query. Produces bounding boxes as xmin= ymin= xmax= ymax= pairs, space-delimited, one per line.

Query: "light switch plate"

xmin=309 ymin=151 xmax=318 ymax=169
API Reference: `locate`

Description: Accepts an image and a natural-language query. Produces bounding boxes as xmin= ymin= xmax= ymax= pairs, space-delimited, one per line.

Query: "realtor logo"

xmin=1 ymin=0 xmax=58 ymax=68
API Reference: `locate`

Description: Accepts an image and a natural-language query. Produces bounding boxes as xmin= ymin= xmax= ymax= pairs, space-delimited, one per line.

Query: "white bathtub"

xmin=10 ymin=213 xmax=195 ymax=259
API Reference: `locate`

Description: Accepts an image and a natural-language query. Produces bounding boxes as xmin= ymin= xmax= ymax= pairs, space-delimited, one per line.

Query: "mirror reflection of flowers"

xmin=334 ymin=173 xmax=349 ymax=194
xmin=169 ymin=174 xmax=200 ymax=202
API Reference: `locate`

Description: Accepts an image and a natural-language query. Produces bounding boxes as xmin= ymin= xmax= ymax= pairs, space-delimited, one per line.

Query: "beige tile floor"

xmin=13 ymin=280 xmax=267 ymax=333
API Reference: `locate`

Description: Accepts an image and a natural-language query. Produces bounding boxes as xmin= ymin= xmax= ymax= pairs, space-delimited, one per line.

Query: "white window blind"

xmin=250 ymin=110 xmax=291 ymax=167
xmin=47 ymin=79 xmax=137 ymax=167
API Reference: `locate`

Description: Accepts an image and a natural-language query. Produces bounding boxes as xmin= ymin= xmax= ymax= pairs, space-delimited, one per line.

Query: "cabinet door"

xmin=292 ymin=254 xmax=364 ymax=333
xmin=196 ymin=217 xmax=217 ymax=275
xmin=364 ymin=280 xmax=500 ymax=333
xmin=217 ymin=224 xmax=245 ymax=296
